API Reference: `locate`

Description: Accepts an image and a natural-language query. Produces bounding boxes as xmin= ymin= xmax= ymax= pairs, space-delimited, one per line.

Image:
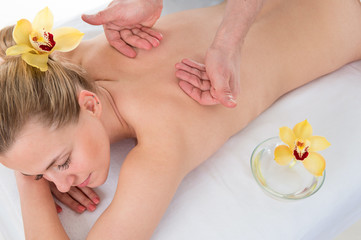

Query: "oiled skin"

xmin=44 ymin=0 xmax=361 ymax=238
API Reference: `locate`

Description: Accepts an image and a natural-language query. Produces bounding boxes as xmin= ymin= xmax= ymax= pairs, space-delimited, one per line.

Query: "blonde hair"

xmin=0 ymin=26 xmax=95 ymax=153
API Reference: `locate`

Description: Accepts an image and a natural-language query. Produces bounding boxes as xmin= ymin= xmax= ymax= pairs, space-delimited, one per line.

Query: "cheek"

xmin=73 ymin=127 xmax=110 ymax=171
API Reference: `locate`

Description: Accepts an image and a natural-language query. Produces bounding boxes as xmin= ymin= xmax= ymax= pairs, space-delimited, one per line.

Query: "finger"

xmin=110 ymin=39 xmax=137 ymax=58
xmin=81 ymin=6 xmax=121 ymax=26
xmin=68 ymin=187 xmax=98 ymax=212
xmin=214 ymin=86 xmax=237 ymax=108
xmin=120 ymin=29 xmax=152 ymax=50
xmin=55 ymin=203 xmax=62 ymax=213
xmin=215 ymin=89 xmax=237 ymax=108
xmin=175 ymin=69 xmax=211 ymax=91
xmin=78 ymin=186 xmax=100 ymax=205
xmin=131 ymin=28 xmax=161 ymax=48
xmin=82 ymin=13 xmax=108 ymax=26
xmin=207 ymin=70 xmax=237 ymax=108
xmin=50 ymin=184 xmax=87 ymax=213
xmin=231 ymin=73 xmax=241 ymax=99
xmin=81 ymin=14 xmax=101 ymax=25
xmin=181 ymin=58 xmax=207 ymax=72
xmin=178 ymin=80 xmax=219 ymax=105
xmin=175 ymin=62 xmax=209 ymax=82
xmin=105 ymin=28 xmax=137 ymax=58
xmin=140 ymin=27 xmax=163 ymax=41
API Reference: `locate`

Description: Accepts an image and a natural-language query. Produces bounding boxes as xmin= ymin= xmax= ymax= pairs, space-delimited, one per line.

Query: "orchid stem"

xmin=289 ymin=159 xmax=297 ymax=168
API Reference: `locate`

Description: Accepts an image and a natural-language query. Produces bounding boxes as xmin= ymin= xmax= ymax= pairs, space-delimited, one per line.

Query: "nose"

xmin=45 ymin=173 xmax=75 ymax=193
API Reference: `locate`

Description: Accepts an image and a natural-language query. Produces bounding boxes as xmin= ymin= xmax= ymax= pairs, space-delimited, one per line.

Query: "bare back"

xmin=67 ymin=0 xmax=361 ymax=171
xmin=35 ymin=1 xmax=361 ymax=238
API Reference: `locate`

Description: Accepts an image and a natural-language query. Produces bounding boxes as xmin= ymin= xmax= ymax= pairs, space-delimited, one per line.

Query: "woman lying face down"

xmin=1 ymin=93 xmax=111 ymax=192
xmin=0 ymin=49 xmax=111 ymax=192
xmin=1 ymin=0 xmax=361 ymax=239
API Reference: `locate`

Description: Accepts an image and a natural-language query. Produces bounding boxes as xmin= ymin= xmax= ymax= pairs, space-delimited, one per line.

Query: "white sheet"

xmin=1 ymin=1 xmax=361 ymax=239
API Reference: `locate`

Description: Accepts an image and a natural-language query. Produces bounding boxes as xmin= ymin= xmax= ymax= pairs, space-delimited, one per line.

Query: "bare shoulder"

xmin=87 ymin=142 xmax=186 ymax=239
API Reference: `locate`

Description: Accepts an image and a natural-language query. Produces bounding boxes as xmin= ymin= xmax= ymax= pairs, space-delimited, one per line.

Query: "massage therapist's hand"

xmin=175 ymin=44 xmax=241 ymax=107
xmin=175 ymin=37 xmax=241 ymax=109
xmin=176 ymin=0 xmax=264 ymax=108
xmin=204 ymin=43 xmax=241 ymax=108
xmin=82 ymin=0 xmax=163 ymax=58
xmin=49 ymin=182 xmax=100 ymax=214
xmin=175 ymin=58 xmax=220 ymax=105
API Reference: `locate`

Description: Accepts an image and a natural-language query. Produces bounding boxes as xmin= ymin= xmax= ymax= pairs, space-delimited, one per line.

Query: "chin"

xmin=92 ymin=170 xmax=109 ymax=188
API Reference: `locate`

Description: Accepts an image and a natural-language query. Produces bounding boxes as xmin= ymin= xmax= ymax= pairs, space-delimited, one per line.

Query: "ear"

xmin=78 ymin=90 xmax=102 ymax=118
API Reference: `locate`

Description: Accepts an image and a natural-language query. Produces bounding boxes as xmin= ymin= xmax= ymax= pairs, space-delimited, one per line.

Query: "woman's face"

xmin=0 ymin=107 xmax=110 ymax=193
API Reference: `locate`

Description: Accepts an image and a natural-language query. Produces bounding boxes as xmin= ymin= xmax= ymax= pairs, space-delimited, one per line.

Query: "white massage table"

xmin=1 ymin=0 xmax=361 ymax=239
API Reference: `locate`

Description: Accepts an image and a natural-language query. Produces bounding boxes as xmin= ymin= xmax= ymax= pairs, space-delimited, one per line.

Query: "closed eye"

xmin=21 ymin=173 xmax=43 ymax=181
xmin=35 ymin=174 xmax=43 ymax=180
xmin=57 ymin=158 xmax=71 ymax=171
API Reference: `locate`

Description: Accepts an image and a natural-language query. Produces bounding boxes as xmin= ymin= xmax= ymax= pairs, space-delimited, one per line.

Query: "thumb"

xmin=218 ymin=89 xmax=237 ymax=108
xmin=82 ymin=13 xmax=104 ymax=25
xmin=82 ymin=8 xmax=115 ymax=25
xmin=211 ymin=76 xmax=237 ymax=108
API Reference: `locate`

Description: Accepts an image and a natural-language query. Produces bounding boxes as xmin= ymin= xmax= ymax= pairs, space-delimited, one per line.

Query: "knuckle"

xmin=68 ymin=187 xmax=78 ymax=195
xmin=54 ymin=192 xmax=66 ymax=200
xmin=97 ymin=11 xmax=107 ymax=21
xmin=87 ymin=190 xmax=97 ymax=198
xmin=70 ymin=201 xmax=81 ymax=209
xmin=79 ymin=194 xmax=91 ymax=203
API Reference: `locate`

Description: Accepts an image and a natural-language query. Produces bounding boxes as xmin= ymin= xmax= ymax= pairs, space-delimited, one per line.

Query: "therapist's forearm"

xmin=16 ymin=173 xmax=69 ymax=240
xmin=213 ymin=0 xmax=264 ymax=48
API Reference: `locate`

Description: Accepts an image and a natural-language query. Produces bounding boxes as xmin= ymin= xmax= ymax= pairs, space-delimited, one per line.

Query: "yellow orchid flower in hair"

xmin=274 ymin=120 xmax=330 ymax=176
xmin=6 ymin=7 xmax=84 ymax=71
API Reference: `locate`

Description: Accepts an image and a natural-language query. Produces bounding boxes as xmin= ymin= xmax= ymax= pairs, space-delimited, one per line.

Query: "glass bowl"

xmin=250 ymin=137 xmax=325 ymax=200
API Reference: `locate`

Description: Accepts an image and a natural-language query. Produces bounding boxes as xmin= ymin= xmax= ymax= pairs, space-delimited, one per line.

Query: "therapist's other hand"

xmin=49 ymin=182 xmax=100 ymax=214
xmin=176 ymin=45 xmax=240 ymax=108
xmin=82 ymin=0 xmax=163 ymax=58
xmin=175 ymin=58 xmax=220 ymax=105
xmin=203 ymin=43 xmax=240 ymax=108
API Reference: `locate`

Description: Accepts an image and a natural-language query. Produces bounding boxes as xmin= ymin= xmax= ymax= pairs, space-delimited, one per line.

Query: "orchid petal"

xmin=309 ymin=136 xmax=331 ymax=152
xmin=302 ymin=152 xmax=326 ymax=177
xmin=32 ymin=7 xmax=53 ymax=32
xmin=13 ymin=19 xmax=32 ymax=45
xmin=279 ymin=126 xmax=296 ymax=148
xmin=21 ymin=52 xmax=48 ymax=71
xmin=293 ymin=119 xmax=312 ymax=139
xmin=6 ymin=44 xmax=35 ymax=56
xmin=274 ymin=145 xmax=294 ymax=165
xmin=52 ymin=27 xmax=84 ymax=52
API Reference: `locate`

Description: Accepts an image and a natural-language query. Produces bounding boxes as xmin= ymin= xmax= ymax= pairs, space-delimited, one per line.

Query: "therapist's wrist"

xmin=211 ymin=30 xmax=244 ymax=54
xmin=144 ymin=0 xmax=163 ymax=12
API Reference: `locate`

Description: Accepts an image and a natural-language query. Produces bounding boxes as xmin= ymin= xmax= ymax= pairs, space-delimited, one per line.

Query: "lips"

xmin=77 ymin=174 xmax=91 ymax=188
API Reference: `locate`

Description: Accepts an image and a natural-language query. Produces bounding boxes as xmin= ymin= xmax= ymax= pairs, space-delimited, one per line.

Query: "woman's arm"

xmin=16 ymin=142 xmax=185 ymax=240
xmin=87 ymin=144 xmax=185 ymax=240
xmin=15 ymin=172 xmax=69 ymax=240
xmin=15 ymin=143 xmax=185 ymax=240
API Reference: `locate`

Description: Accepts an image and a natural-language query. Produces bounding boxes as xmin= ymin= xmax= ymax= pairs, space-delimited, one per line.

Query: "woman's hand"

xmin=49 ymin=182 xmax=100 ymax=214
xmin=82 ymin=0 xmax=163 ymax=58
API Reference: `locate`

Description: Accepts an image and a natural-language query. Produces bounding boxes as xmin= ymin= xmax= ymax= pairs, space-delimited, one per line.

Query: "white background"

xmin=0 ymin=0 xmax=105 ymax=29
xmin=1 ymin=1 xmax=360 ymax=239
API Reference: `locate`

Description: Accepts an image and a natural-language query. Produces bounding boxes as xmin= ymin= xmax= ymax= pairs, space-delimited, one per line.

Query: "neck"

xmin=97 ymin=85 xmax=135 ymax=143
